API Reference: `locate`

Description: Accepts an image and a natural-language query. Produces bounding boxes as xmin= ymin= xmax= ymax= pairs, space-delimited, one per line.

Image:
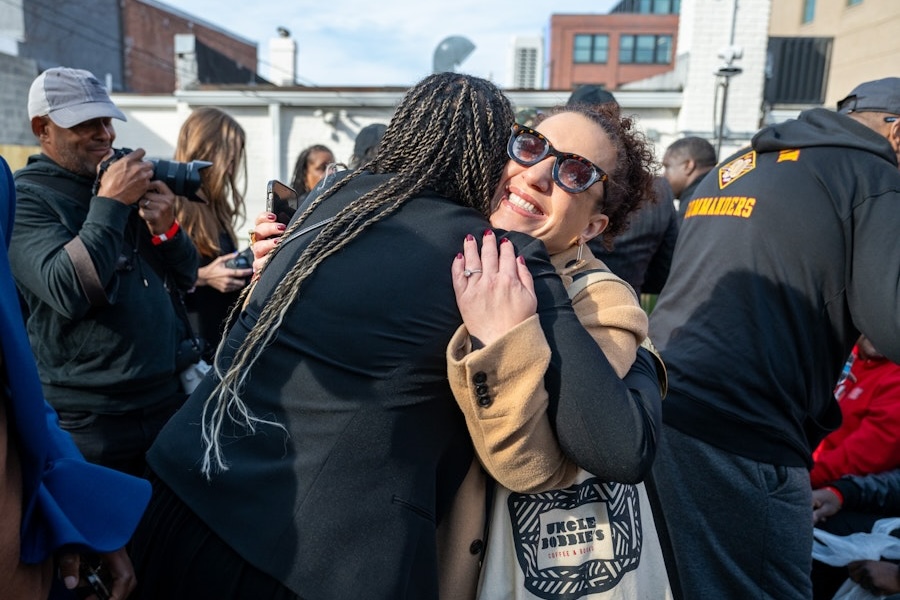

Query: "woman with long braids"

xmin=130 ymin=73 xmax=661 ymax=600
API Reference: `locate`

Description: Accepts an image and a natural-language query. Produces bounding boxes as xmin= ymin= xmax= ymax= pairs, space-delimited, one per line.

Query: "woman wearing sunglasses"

xmin=442 ymin=103 xmax=673 ymax=600
xmin=129 ymin=75 xmax=663 ymax=600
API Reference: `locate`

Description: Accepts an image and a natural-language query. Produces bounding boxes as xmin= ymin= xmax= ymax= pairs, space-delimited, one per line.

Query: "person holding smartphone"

xmin=173 ymin=108 xmax=253 ymax=357
xmin=129 ymin=72 xmax=662 ymax=600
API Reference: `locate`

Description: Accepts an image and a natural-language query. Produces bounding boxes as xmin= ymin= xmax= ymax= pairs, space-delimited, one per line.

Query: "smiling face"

xmin=33 ymin=116 xmax=116 ymax=177
xmin=489 ymin=112 xmax=614 ymax=255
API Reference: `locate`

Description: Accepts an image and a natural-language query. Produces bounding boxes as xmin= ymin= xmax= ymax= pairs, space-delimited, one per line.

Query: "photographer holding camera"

xmin=9 ymin=67 xmax=198 ymax=478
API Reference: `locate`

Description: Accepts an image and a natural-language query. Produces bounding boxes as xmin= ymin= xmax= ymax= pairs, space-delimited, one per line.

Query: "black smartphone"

xmin=266 ymin=179 xmax=300 ymax=226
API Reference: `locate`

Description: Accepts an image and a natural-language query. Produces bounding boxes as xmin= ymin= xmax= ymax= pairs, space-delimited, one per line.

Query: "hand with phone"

xmin=57 ymin=549 xmax=136 ymax=600
xmin=267 ymin=179 xmax=299 ymax=226
xmin=248 ymin=180 xmax=296 ymax=274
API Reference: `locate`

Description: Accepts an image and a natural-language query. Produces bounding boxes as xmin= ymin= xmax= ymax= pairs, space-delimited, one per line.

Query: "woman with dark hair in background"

xmin=289 ymin=143 xmax=335 ymax=203
xmin=173 ymin=107 xmax=252 ymax=356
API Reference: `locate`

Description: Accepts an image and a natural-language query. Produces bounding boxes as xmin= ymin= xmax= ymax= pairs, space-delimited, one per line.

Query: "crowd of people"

xmin=2 ymin=63 xmax=900 ymax=600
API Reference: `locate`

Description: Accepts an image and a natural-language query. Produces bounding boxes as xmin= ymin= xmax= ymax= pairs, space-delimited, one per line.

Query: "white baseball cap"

xmin=28 ymin=67 xmax=127 ymax=128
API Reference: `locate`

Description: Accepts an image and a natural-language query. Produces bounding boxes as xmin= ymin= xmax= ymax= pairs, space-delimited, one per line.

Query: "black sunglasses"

xmin=507 ymin=123 xmax=609 ymax=195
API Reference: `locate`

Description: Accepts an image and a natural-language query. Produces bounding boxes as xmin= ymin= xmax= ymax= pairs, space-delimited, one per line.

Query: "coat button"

xmin=473 ymin=371 xmax=487 ymax=384
xmin=477 ymin=395 xmax=491 ymax=407
xmin=475 ymin=383 xmax=488 ymax=396
xmin=469 ymin=539 xmax=484 ymax=554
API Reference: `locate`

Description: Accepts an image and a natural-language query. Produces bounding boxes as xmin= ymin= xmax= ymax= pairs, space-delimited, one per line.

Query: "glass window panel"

xmin=619 ymin=35 xmax=635 ymax=63
xmin=635 ymin=35 xmax=655 ymax=63
xmin=574 ymin=34 xmax=592 ymax=63
xmin=592 ymin=35 xmax=609 ymax=63
xmin=656 ymin=35 xmax=673 ymax=63
xmin=803 ymin=0 xmax=816 ymax=23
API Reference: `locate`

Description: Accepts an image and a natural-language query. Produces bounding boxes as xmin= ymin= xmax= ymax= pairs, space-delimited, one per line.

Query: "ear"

xmin=683 ymin=158 xmax=698 ymax=176
xmin=30 ymin=116 xmax=48 ymax=139
xmin=888 ymin=121 xmax=900 ymax=157
xmin=580 ymin=212 xmax=609 ymax=244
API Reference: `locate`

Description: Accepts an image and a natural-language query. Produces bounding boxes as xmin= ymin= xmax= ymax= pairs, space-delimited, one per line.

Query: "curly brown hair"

xmin=537 ymin=103 xmax=658 ymax=249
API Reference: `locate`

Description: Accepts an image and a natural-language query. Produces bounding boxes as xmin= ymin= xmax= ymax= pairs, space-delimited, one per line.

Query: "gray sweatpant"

xmin=651 ymin=424 xmax=812 ymax=599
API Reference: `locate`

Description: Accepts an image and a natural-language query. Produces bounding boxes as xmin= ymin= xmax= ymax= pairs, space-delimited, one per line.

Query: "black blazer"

xmin=148 ymin=173 xmax=657 ymax=599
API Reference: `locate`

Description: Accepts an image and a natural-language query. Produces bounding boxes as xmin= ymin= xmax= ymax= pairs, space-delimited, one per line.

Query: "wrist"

xmin=822 ymin=485 xmax=844 ymax=506
xmin=151 ymin=220 xmax=180 ymax=246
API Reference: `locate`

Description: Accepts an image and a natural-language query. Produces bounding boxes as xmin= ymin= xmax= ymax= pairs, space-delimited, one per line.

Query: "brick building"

xmin=549 ymin=5 xmax=679 ymax=90
xmin=122 ymin=0 xmax=261 ymax=93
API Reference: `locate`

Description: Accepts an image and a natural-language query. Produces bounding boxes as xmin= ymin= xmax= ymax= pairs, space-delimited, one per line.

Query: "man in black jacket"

xmin=661 ymin=136 xmax=717 ymax=221
xmin=648 ymin=77 xmax=900 ymax=599
xmin=9 ymin=67 xmax=198 ymax=476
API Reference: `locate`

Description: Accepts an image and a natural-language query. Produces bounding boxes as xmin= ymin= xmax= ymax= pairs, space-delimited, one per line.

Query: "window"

xmin=619 ymin=34 xmax=673 ymax=64
xmin=574 ymin=34 xmax=610 ymax=64
xmin=612 ymin=0 xmax=680 ymax=13
xmin=803 ymin=0 xmax=816 ymax=23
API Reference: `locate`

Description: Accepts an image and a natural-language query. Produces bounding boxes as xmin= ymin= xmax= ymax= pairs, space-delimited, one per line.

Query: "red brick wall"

xmin=121 ymin=0 xmax=258 ymax=93
xmin=549 ymin=13 xmax=679 ymax=90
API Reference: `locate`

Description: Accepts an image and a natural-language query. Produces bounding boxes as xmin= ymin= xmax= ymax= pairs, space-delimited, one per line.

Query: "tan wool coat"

xmin=437 ymin=244 xmax=648 ymax=600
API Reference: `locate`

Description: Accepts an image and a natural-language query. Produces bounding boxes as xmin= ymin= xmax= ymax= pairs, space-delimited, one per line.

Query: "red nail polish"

xmin=277 ymin=224 xmax=286 ymax=231
xmin=465 ymin=234 xmax=475 ymax=241
xmin=273 ymin=239 xmax=280 ymax=245
xmin=500 ymin=237 xmax=510 ymax=244
xmin=456 ymin=252 xmax=464 ymax=260
xmin=518 ymin=256 xmax=526 ymax=264
xmin=267 ymin=213 xmax=276 ymax=220
xmin=484 ymin=229 xmax=494 ymax=236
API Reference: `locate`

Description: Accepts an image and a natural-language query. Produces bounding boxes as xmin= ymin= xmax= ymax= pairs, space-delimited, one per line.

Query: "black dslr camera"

xmin=95 ymin=148 xmax=212 ymax=203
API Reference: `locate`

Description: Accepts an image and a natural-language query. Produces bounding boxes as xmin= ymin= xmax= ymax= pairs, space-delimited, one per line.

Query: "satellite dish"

xmin=433 ymin=36 xmax=476 ymax=73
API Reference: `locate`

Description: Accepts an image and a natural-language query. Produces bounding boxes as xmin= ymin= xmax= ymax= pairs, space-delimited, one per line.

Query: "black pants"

xmin=131 ymin=473 xmax=300 ymax=599
xmin=56 ymin=394 xmax=185 ymax=477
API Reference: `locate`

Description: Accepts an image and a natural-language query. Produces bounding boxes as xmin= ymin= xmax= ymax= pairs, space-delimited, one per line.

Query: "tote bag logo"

xmin=508 ymin=479 xmax=643 ymax=600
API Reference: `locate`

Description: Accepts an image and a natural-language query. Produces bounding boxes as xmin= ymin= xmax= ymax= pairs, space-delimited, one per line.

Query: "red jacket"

xmin=811 ymin=346 xmax=900 ymax=488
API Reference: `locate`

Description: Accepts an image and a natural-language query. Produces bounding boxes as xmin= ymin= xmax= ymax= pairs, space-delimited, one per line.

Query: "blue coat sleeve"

xmin=0 ymin=155 xmax=150 ymax=564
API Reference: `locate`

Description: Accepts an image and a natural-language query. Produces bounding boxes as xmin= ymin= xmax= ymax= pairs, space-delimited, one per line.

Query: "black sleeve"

xmin=641 ymin=203 xmax=679 ymax=295
xmin=834 ymin=468 xmax=900 ymax=514
xmin=503 ymin=230 xmax=662 ymax=483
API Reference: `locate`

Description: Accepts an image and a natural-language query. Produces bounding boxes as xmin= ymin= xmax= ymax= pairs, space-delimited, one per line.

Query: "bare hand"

xmin=250 ymin=211 xmax=286 ymax=273
xmin=198 ymin=253 xmax=253 ymax=293
xmin=849 ymin=560 xmax=900 ymax=595
xmin=57 ymin=548 xmax=137 ymax=599
xmin=451 ymin=230 xmax=536 ymax=348
xmin=96 ymin=148 xmax=153 ymax=206
xmin=812 ymin=487 xmax=842 ymax=524
xmin=137 ymin=180 xmax=177 ymax=236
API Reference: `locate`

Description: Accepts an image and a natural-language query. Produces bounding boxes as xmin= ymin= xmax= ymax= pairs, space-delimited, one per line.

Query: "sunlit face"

xmin=490 ymin=112 xmax=613 ymax=254
xmin=305 ymin=150 xmax=335 ymax=191
xmin=662 ymin=149 xmax=690 ymax=197
xmin=36 ymin=117 xmax=116 ymax=177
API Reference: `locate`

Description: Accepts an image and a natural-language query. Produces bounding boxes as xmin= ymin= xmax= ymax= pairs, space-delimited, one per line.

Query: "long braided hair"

xmin=199 ymin=72 xmax=515 ymax=477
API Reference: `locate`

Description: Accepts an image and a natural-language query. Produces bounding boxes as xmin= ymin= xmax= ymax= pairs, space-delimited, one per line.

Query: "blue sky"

xmin=171 ymin=0 xmax=618 ymax=87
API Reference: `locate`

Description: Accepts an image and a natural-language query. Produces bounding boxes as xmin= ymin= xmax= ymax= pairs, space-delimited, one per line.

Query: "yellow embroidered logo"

xmin=683 ymin=196 xmax=756 ymax=219
xmin=777 ymin=149 xmax=800 ymax=162
xmin=718 ymin=150 xmax=755 ymax=189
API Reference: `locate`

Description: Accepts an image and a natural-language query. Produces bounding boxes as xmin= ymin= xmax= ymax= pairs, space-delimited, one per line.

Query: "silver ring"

xmin=463 ymin=269 xmax=483 ymax=278
xmin=142 ymin=199 xmax=150 ymax=208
